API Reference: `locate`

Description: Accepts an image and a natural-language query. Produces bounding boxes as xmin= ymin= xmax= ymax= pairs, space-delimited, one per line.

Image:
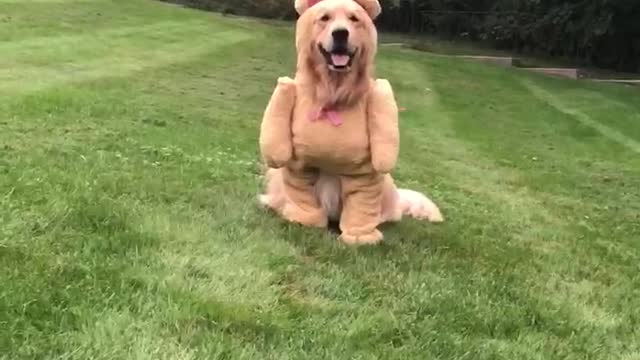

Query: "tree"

xmin=160 ymin=0 xmax=640 ymax=72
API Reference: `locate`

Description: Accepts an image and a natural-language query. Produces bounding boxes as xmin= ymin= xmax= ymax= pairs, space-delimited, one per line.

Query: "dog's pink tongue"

xmin=331 ymin=54 xmax=350 ymax=66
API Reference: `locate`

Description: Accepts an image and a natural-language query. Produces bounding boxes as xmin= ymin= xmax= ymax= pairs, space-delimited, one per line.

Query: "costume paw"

xmin=372 ymin=159 xmax=395 ymax=174
xmin=368 ymin=78 xmax=399 ymax=174
xmin=339 ymin=229 xmax=383 ymax=245
xmin=272 ymin=76 xmax=296 ymax=101
xmin=277 ymin=76 xmax=294 ymax=84
xmin=264 ymin=150 xmax=291 ymax=169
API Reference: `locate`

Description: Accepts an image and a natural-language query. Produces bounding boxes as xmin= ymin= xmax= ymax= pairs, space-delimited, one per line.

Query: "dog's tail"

xmin=395 ymin=188 xmax=444 ymax=223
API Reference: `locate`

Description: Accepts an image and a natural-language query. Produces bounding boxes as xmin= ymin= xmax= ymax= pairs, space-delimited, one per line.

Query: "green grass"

xmin=1 ymin=0 xmax=639 ymax=359
xmin=379 ymin=32 xmax=570 ymax=68
xmin=380 ymin=32 xmax=640 ymax=79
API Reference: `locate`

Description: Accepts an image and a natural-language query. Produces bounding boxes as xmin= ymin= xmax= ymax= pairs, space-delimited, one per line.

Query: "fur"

xmin=259 ymin=0 xmax=444 ymax=235
xmin=295 ymin=0 xmax=376 ymax=108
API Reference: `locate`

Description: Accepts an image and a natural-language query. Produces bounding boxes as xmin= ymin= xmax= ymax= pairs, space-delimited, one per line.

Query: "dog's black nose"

xmin=332 ymin=28 xmax=349 ymax=44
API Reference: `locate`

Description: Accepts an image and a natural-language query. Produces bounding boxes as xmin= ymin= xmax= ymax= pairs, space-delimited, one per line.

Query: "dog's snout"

xmin=332 ymin=28 xmax=349 ymax=44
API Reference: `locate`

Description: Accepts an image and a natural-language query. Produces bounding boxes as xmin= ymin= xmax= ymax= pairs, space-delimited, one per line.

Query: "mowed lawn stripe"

xmin=0 ymin=30 xmax=254 ymax=94
xmin=0 ymin=0 xmax=94 ymax=2
xmin=1 ymin=0 xmax=640 ymax=358
xmin=0 ymin=1 xmax=205 ymax=42
xmin=523 ymin=80 xmax=640 ymax=154
xmin=377 ymin=49 xmax=640 ymax=355
xmin=0 ymin=20 xmax=216 ymax=56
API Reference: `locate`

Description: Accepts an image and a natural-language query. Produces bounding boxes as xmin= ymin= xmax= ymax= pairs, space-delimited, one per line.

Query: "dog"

xmin=260 ymin=0 xmax=443 ymax=241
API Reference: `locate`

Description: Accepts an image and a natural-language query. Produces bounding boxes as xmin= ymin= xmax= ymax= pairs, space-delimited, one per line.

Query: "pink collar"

xmin=309 ymin=108 xmax=343 ymax=127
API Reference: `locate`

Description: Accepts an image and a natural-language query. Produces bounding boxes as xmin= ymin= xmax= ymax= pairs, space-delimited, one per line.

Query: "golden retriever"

xmin=260 ymin=0 xmax=443 ymax=228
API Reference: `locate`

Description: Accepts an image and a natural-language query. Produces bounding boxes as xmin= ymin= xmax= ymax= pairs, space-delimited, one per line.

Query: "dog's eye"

xmin=349 ymin=15 xmax=360 ymax=22
xmin=320 ymin=14 xmax=330 ymax=22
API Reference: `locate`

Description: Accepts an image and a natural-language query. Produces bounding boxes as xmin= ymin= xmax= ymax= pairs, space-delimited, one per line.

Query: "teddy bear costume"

xmin=259 ymin=0 xmax=399 ymax=243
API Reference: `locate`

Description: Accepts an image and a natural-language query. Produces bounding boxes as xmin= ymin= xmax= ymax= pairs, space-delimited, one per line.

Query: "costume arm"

xmin=259 ymin=77 xmax=296 ymax=168
xmin=367 ymin=79 xmax=399 ymax=173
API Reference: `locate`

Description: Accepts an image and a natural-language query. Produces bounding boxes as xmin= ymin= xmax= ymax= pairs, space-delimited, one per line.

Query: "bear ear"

xmin=295 ymin=0 xmax=382 ymax=19
xmin=356 ymin=0 xmax=382 ymax=20
xmin=294 ymin=0 xmax=311 ymax=15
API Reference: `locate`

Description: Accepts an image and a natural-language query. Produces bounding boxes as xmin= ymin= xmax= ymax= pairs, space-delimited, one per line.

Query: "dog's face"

xmin=299 ymin=0 xmax=378 ymax=73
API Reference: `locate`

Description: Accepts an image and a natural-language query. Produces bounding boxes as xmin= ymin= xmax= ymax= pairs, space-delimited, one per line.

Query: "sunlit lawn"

xmin=1 ymin=0 xmax=639 ymax=358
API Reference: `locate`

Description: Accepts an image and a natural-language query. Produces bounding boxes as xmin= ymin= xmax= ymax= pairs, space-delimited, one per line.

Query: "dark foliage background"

xmin=161 ymin=0 xmax=640 ymax=72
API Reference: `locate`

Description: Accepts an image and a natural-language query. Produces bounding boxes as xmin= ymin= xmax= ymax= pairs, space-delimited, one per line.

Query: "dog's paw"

xmin=258 ymin=194 xmax=272 ymax=208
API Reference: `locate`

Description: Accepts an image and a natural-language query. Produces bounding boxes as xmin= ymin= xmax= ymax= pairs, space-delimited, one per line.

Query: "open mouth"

xmin=318 ymin=45 xmax=356 ymax=72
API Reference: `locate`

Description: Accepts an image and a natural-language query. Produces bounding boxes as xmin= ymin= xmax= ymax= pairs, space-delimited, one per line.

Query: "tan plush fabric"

xmin=259 ymin=0 xmax=443 ymax=244
xmin=260 ymin=76 xmax=399 ymax=239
